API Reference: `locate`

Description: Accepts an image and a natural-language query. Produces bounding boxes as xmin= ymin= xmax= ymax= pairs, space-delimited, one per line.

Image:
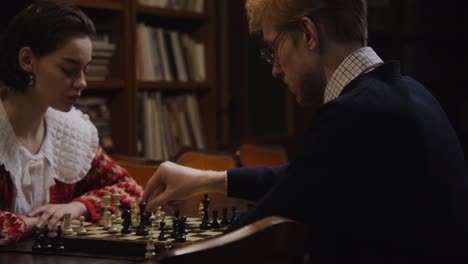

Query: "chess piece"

xmin=136 ymin=201 xmax=149 ymax=236
xmin=112 ymin=192 xmax=123 ymax=224
xmin=220 ymin=207 xmax=229 ymax=226
xmin=145 ymin=233 xmax=156 ymax=259
xmin=211 ymin=209 xmax=220 ymax=228
xmin=41 ymin=225 xmax=52 ymax=251
xmin=158 ymin=220 xmax=168 ymax=241
xmin=171 ymin=217 xmax=179 ymax=238
xmin=131 ymin=201 xmax=140 ymax=228
xmin=102 ymin=211 xmax=112 ymax=230
xmin=77 ymin=216 xmax=87 ymax=235
xmin=32 ymin=229 xmax=43 ymax=252
xmin=198 ymin=202 xmax=204 ymax=220
xmin=230 ymin=206 xmax=238 ymax=223
xmin=100 ymin=192 xmax=111 ymax=226
xmin=175 ymin=216 xmax=187 ymax=243
xmin=54 ymin=225 xmax=65 ymax=253
xmin=121 ymin=209 xmax=133 ymax=235
xmin=200 ymin=194 xmax=211 ymax=230
xmin=62 ymin=213 xmax=74 ymax=235
xmin=108 ymin=215 xmax=119 ymax=234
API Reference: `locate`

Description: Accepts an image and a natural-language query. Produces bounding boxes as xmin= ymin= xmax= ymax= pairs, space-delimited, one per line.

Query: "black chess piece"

xmin=220 ymin=207 xmax=229 ymax=226
xmin=174 ymin=209 xmax=180 ymax=219
xmin=211 ymin=209 xmax=220 ymax=228
xmin=32 ymin=229 xmax=43 ymax=252
xmin=41 ymin=225 xmax=52 ymax=251
xmin=54 ymin=225 xmax=65 ymax=253
xmin=175 ymin=216 xmax=187 ymax=243
xmin=158 ymin=221 xmax=168 ymax=241
xmin=202 ymin=194 xmax=210 ymax=209
xmin=200 ymin=208 xmax=211 ymax=230
xmin=171 ymin=217 xmax=179 ymax=238
xmin=121 ymin=209 xmax=132 ymax=235
xmin=136 ymin=201 xmax=149 ymax=236
xmin=230 ymin=206 xmax=238 ymax=223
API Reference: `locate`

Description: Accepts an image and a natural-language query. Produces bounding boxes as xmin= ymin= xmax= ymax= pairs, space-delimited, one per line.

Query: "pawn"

xmin=54 ymin=225 xmax=65 ymax=253
xmin=158 ymin=221 xmax=168 ymax=241
xmin=108 ymin=215 xmax=119 ymax=234
xmin=32 ymin=229 xmax=43 ymax=252
xmin=220 ymin=208 xmax=229 ymax=226
xmin=174 ymin=216 xmax=187 ymax=243
xmin=77 ymin=216 xmax=87 ymax=235
xmin=145 ymin=233 xmax=156 ymax=259
xmin=211 ymin=209 xmax=220 ymax=228
xmin=171 ymin=217 xmax=179 ymax=238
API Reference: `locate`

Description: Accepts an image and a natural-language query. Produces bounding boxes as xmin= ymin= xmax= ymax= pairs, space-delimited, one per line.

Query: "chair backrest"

xmin=174 ymin=149 xmax=246 ymax=216
xmin=111 ymin=154 xmax=162 ymax=188
xmin=158 ymin=216 xmax=309 ymax=264
xmin=238 ymin=144 xmax=288 ymax=167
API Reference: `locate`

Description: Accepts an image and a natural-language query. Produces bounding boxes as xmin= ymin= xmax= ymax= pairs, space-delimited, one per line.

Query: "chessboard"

xmin=60 ymin=216 xmax=228 ymax=260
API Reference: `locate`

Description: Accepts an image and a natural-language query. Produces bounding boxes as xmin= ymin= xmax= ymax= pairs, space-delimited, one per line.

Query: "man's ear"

xmin=18 ymin=47 xmax=34 ymax=73
xmin=300 ymin=16 xmax=319 ymax=50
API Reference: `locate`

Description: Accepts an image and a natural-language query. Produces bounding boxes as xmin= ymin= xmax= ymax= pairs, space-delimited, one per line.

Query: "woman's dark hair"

xmin=0 ymin=0 xmax=95 ymax=92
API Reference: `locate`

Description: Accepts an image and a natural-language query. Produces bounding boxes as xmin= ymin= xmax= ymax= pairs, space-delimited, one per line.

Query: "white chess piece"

xmin=62 ymin=213 xmax=74 ymax=235
xmin=102 ymin=211 xmax=111 ymax=230
xmin=112 ymin=192 xmax=123 ymax=224
xmin=144 ymin=232 xmax=156 ymax=259
xmin=108 ymin=215 xmax=119 ymax=234
xmin=100 ymin=192 xmax=112 ymax=226
xmin=77 ymin=216 xmax=87 ymax=235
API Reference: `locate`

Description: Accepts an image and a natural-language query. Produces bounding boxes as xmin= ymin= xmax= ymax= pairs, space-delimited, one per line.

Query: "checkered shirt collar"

xmin=323 ymin=47 xmax=383 ymax=103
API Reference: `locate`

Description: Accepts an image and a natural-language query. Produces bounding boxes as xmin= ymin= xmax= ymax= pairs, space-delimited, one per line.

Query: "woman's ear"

xmin=300 ymin=16 xmax=319 ymax=50
xmin=18 ymin=47 xmax=34 ymax=72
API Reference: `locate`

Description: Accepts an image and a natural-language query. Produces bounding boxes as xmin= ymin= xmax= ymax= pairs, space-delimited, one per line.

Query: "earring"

xmin=28 ymin=74 xmax=35 ymax=87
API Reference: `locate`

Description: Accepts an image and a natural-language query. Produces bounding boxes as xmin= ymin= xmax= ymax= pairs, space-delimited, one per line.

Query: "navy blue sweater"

xmin=227 ymin=62 xmax=468 ymax=262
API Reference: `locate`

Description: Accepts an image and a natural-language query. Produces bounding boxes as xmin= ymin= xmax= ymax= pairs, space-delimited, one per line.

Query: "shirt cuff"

xmin=224 ymin=170 xmax=228 ymax=195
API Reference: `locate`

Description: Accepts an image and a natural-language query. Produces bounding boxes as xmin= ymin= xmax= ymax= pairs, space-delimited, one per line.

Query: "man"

xmin=143 ymin=0 xmax=468 ymax=262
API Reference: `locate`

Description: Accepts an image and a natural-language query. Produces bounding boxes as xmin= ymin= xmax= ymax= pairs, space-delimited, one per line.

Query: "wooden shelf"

xmin=136 ymin=5 xmax=209 ymax=22
xmin=86 ymin=80 xmax=126 ymax=90
xmin=137 ymin=81 xmax=209 ymax=91
xmin=66 ymin=0 xmax=124 ymax=10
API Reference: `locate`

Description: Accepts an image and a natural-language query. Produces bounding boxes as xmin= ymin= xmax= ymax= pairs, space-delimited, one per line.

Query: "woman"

xmin=0 ymin=0 xmax=142 ymax=245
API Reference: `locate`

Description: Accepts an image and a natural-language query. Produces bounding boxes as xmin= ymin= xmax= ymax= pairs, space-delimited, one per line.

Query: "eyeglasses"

xmin=259 ymin=32 xmax=285 ymax=65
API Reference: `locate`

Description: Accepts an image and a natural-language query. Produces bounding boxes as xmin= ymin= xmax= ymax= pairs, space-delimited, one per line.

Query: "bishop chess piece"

xmin=62 ymin=213 xmax=74 ymax=235
xmin=220 ymin=207 xmax=229 ymax=226
xmin=77 ymin=216 xmax=87 ymax=235
xmin=100 ymin=192 xmax=111 ymax=226
xmin=54 ymin=225 xmax=65 ymax=253
xmin=136 ymin=201 xmax=149 ymax=236
xmin=211 ymin=209 xmax=220 ymax=228
xmin=112 ymin=192 xmax=123 ymax=224
xmin=121 ymin=209 xmax=133 ymax=235
xmin=41 ymin=225 xmax=52 ymax=251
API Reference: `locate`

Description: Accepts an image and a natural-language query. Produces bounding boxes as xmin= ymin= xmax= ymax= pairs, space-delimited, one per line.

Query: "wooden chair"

xmin=238 ymin=144 xmax=288 ymax=167
xmin=173 ymin=148 xmax=247 ymax=216
xmin=110 ymin=154 xmax=162 ymax=188
xmin=157 ymin=216 xmax=309 ymax=264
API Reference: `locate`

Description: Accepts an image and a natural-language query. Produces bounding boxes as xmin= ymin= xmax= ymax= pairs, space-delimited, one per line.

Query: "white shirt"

xmin=0 ymin=100 xmax=98 ymax=215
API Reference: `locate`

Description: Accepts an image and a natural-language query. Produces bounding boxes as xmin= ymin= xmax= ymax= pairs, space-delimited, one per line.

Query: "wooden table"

xmin=0 ymin=237 xmax=152 ymax=264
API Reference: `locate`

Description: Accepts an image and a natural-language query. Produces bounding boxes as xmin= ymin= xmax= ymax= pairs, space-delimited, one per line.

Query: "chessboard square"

xmin=88 ymin=233 xmax=115 ymax=238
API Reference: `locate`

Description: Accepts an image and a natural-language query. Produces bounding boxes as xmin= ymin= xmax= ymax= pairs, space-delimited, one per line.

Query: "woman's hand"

xmin=28 ymin=201 xmax=88 ymax=231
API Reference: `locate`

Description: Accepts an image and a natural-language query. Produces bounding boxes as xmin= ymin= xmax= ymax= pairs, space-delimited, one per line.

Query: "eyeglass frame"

xmin=259 ymin=31 xmax=287 ymax=65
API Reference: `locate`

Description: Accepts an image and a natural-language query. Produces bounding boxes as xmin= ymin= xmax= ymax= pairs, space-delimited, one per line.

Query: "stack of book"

xmin=137 ymin=0 xmax=205 ymax=13
xmin=136 ymin=23 xmax=206 ymax=82
xmin=138 ymin=92 xmax=205 ymax=160
xmin=74 ymin=97 xmax=114 ymax=153
xmin=87 ymin=33 xmax=116 ymax=81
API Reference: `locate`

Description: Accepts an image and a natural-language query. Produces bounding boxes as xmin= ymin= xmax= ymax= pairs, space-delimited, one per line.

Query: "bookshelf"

xmin=62 ymin=0 xmax=217 ymax=157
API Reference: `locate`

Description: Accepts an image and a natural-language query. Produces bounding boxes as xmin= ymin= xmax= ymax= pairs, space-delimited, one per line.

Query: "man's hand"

xmin=28 ymin=201 xmax=88 ymax=231
xmin=142 ymin=161 xmax=226 ymax=212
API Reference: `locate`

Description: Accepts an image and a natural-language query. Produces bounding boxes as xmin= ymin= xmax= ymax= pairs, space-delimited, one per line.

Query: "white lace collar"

xmin=0 ymin=101 xmax=99 ymax=185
